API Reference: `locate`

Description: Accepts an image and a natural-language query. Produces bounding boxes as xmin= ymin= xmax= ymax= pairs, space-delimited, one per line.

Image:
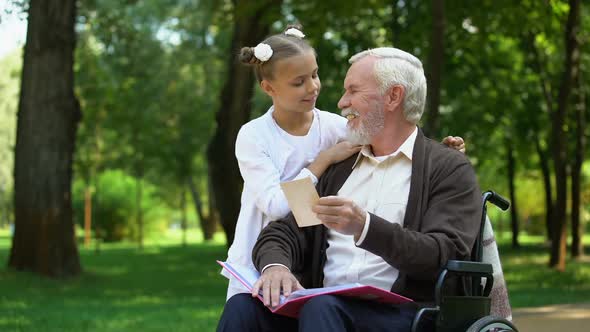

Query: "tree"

xmin=505 ymin=135 xmax=520 ymax=248
xmin=424 ymin=0 xmax=445 ymax=138
xmin=8 ymin=0 xmax=82 ymax=277
xmin=207 ymin=0 xmax=282 ymax=246
xmin=570 ymin=36 xmax=586 ymax=258
xmin=550 ymin=0 xmax=581 ymax=270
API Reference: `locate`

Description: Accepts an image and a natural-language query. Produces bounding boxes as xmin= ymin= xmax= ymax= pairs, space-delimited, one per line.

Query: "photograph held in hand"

xmin=280 ymin=176 xmax=323 ymax=227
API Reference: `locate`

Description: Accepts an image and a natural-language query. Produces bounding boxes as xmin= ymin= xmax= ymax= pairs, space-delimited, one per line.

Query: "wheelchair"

xmin=410 ymin=191 xmax=519 ymax=332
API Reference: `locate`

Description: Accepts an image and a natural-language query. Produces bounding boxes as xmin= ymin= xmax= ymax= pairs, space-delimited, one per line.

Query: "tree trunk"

xmin=136 ymin=169 xmax=143 ymax=250
xmin=8 ymin=0 xmax=81 ymax=277
xmin=424 ymin=0 xmax=445 ymax=138
xmin=0 ymin=186 xmax=7 ymax=227
xmin=206 ymin=0 xmax=281 ymax=247
xmin=506 ymin=137 xmax=520 ymax=248
xmin=187 ymin=174 xmax=215 ymax=241
xmin=534 ymin=135 xmax=553 ymax=243
xmin=550 ymin=0 xmax=580 ymax=271
xmin=522 ymin=31 xmax=555 ymax=244
xmin=84 ymin=186 xmax=92 ymax=247
xmin=180 ymin=186 xmax=187 ymax=247
xmin=571 ymin=57 xmax=585 ymax=258
xmin=207 ymin=175 xmax=220 ymax=236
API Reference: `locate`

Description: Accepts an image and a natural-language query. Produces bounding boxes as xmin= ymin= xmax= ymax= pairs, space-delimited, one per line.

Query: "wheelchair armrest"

xmin=445 ymin=260 xmax=493 ymax=275
xmin=435 ymin=260 xmax=494 ymax=304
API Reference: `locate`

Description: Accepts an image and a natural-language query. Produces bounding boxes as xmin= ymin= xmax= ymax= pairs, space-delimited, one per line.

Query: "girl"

xmin=223 ymin=25 xmax=464 ymax=300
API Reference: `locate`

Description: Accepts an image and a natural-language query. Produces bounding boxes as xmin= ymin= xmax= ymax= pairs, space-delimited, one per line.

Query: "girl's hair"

xmin=239 ymin=24 xmax=315 ymax=82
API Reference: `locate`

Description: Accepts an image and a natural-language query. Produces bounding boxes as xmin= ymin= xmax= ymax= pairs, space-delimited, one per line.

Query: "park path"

xmin=512 ymin=303 xmax=590 ymax=331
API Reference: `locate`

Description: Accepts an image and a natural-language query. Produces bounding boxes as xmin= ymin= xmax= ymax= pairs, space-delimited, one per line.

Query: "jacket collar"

xmin=351 ymin=127 xmax=418 ymax=168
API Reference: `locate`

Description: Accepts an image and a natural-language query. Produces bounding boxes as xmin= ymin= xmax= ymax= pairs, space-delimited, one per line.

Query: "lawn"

xmin=0 ymin=229 xmax=588 ymax=331
xmin=497 ymin=233 xmax=590 ymax=308
xmin=0 ymin=229 xmax=228 ymax=332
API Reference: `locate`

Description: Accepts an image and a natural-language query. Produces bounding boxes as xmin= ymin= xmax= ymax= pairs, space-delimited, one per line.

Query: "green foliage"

xmin=73 ymin=0 xmax=224 ymax=224
xmin=0 ymin=49 xmax=20 ymax=226
xmin=73 ymin=170 xmax=171 ymax=242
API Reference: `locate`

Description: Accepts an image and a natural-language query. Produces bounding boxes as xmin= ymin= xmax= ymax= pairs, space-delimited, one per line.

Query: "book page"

xmin=280 ymin=177 xmax=322 ymax=227
xmin=218 ymin=261 xmax=258 ymax=290
xmin=286 ymin=283 xmax=364 ymax=300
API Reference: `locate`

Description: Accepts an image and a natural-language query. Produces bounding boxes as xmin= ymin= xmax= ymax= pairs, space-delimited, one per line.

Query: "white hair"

xmin=349 ymin=47 xmax=427 ymax=124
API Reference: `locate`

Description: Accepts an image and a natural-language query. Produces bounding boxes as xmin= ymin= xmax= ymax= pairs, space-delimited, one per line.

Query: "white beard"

xmin=345 ymin=125 xmax=371 ymax=145
xmin=344 ymin=106 xmax=385 ymax=145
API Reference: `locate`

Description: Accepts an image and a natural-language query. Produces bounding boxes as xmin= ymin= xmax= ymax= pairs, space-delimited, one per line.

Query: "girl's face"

xmin=261 ymin=51 xmax=321 ymax=114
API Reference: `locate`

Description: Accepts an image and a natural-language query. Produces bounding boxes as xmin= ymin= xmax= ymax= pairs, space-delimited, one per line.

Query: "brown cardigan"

xmin=252 ymin=129 xmax=482 ymax=302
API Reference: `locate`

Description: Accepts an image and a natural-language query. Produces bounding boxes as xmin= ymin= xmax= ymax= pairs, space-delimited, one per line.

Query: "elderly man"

xmin=217 ymin=47 xmax=481 ymax=332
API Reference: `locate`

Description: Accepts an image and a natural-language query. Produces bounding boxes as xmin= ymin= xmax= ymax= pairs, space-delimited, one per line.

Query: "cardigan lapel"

xmin=403 ymin=128 xmax=426 ymax=231
xmin=324 ymin=153 xmax=359 ymax=196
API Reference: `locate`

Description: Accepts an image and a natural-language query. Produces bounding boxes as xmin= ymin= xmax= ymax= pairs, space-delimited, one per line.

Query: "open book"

xmin=218 ymin=260 xmax=413 ymax=318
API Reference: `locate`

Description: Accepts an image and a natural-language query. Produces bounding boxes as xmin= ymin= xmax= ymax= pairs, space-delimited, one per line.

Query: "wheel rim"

xmin=480 ymin=322 xmax=514 ymax=332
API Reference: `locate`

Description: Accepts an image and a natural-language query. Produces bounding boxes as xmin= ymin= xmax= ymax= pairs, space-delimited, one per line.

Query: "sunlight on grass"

xmin=0 ymin=316 xmax=32 ymax=330
xmin=0 ymin=227 xmax=228 ymax=332
xmin=114 ymin=295 xmax=167 ymax=306
xmin=1 ymin=225 xmax=588 ymax=330
xmin=1 ymin=299 xmax=28 ymax=309
xmin=497 ymin=237 xmax=590 ymax=308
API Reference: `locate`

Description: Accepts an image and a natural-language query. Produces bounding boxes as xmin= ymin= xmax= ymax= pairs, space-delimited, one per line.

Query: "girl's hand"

xmin=308 ymin=141 xmax=361 ymax=179
xmin=322 ymin=141 xmax=362 ymax=164
xmin=442 ymin=136 xmax=466 ymax=154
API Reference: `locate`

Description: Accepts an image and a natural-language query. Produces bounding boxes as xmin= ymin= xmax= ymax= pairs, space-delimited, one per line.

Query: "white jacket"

xmin=224 ymin=107 xmax=346 ymax=299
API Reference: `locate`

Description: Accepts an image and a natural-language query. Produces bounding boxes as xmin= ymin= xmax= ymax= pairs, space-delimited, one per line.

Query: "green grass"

xmin=496 ymin=233 xmax=590 ymax=308
xmin=0 ymin=229 xmax=228 ymax=332
xmin=0 ymin=229 xmax=588 ymax=331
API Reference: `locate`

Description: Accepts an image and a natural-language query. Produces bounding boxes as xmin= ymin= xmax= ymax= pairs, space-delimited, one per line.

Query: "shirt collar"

xmin=351 ymin=126 xmax=418 ymax=169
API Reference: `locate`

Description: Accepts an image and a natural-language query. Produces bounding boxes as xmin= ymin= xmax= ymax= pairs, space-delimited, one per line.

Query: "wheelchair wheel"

xmin=465 ymin=315 xmax=518 ymax=332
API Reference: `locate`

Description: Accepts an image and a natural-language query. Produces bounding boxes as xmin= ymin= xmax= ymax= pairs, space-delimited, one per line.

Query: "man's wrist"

xmin=355 ymin=211 xmax=371 ymax=245
xmin=261 ymin=263 xmax=290 ymax=274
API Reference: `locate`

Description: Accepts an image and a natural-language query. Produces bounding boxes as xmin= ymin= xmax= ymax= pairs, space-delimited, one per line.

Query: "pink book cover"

xmin=218 ymin=260 xmax=413 ymax=318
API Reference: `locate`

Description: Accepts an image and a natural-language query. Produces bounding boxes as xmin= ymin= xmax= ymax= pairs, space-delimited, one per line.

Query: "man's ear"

xmin=385 ymin=85 xmax=405 ymax=112
xmin=260 ymin=79 xmax=274 ymax=97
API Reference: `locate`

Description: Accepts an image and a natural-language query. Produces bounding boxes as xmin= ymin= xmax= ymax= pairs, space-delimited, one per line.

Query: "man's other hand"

xmin=313 ymin=196 xmax=366 ymax=239
xmin=251 ymin=265 xmax=303 ymax=308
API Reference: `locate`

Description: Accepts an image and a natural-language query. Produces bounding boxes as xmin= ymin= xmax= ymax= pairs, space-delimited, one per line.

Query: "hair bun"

xmin=239 ymin=47 xmax=263 ymax=65
xmin=284 ymin=25 xmax=305 ymax=39
xmin=285 ymin=23 xmax=304 ymax=32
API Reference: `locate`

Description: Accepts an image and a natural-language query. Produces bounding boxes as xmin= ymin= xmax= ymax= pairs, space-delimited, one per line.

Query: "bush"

xmin=73 ymin=169 xmax=170 ymax=242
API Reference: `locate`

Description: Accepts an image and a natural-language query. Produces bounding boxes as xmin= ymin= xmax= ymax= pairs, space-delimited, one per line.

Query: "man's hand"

xmin=442 ymin=136 xmax=466 ymax=153
xmin=312 ymin=196 xmax=366 ymax=239
xmin=251 ymin=265 xmax=303 ymax=307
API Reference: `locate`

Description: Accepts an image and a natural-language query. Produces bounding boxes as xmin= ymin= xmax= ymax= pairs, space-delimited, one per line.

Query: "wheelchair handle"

xmin=482 ymin=191 xmax=510 ymax=211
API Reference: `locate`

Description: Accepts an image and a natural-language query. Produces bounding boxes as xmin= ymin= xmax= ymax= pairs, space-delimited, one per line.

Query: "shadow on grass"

xmin=0 ymin=243 xmax=229 ymax=332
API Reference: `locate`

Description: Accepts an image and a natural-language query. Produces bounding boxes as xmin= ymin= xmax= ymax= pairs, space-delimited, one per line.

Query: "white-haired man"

xmin=217 ymin=47 xmax=481 ymax=332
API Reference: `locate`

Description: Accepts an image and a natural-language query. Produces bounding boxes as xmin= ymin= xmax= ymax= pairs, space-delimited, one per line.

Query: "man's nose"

xmin=337 ymin=94 xmax=349 ymax=110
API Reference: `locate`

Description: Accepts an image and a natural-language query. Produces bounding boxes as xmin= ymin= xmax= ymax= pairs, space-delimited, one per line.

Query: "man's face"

xmin=338 ymin=56 xmax=385 ymax=145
